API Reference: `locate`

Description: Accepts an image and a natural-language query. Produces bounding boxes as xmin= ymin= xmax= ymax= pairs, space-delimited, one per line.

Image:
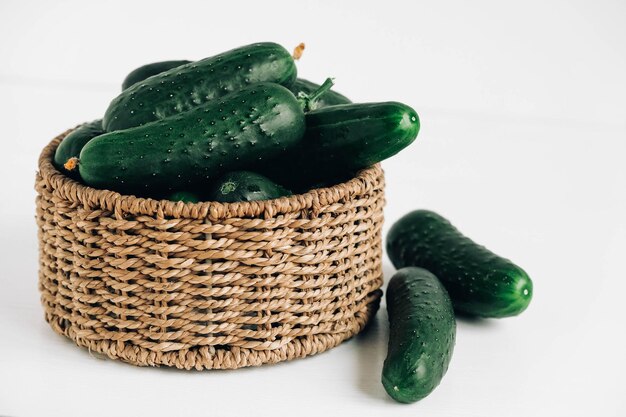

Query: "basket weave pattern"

xmin=35 ymin=130 xmax=385 ymax=370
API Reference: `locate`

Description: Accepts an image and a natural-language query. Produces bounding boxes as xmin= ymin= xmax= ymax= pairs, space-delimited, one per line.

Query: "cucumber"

xmin=207 ymin=171 xmax=291 ymax=202
xmin=79 ymin=83 xmax=305 ymax=195
xmin=103 ymin=42 xmax=297 ymax=131
xmin=122 ymin=60 xmax=191 ymax=90
xmin=258 ymin=102 xmax=419 ymax=190
xmin=290 ymin=78 xmax=351 ymax=109
xmin=386 ymin=210 xmax=533 ymax=318
xmin=123 ymin=62 xmax=349 ymax=109
xmin=382 ymin=267 xmax=456 ymax=404
xmin=168 ymin=191 xmax=199 ymax=203
xmin=53 ymin=119 xmax=104 ymax=178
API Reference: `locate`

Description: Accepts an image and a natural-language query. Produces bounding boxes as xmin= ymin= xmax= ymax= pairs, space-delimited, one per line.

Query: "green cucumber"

xmin=386 ymin=210 xmax=533 ymax=318
xmin=168 ymin=191 xmax=199 ymax=203
xmin=122 ymin=60 xmax=191 ymax=90
xmin=53 ymin=119 xmax=104 ymax=178
xmin=290 ymin=78 xmax=351 ymax=109
xmin=104 ymin=42 xmax=297 ymax=131
xmin=79 ymin=83 xmax=305 ymax=195
xmin=258 ymin=102 xmax=419 ymax=190
xmin=123 ymin=61 xmax=349 ymax=110
xmin=207 ymin=171 xmax=291 ymax=202
xmin=382 ymin=267 xmax=456 ymax=404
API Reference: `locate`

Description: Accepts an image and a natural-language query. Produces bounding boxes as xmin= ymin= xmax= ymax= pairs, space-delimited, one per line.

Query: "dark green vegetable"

xmin=387 ymin=210 xmax=533 ymax=318
xmin=207 ymin=171 xmax=291 ymax=202
xmin=124 ymin=62 xmax=349 ymax=109
xmin=122 ymin=60 xmax=191 ymax=90
xmin=168 ymin=191 xmax=199 ymax=203
xmin=55 ymin=78 xmax=337 ymax=185
xmin=290 ymin=78 xmax=351 ymax=109
xmin=258 ymin=102 xmax=419 ymax=190
xmin=79 ymin=83 xmax=305 ymax=195
xmin=382 ymin=267 xmax=456 ymax=404
xmin=103 ymin=42 xmax=297 ymax=131
xmin=54 ymin=119 xmax=104 ymax=178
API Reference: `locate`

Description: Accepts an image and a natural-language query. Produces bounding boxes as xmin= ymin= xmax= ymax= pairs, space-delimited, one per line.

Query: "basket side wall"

xmin=36 ymin=132 xmax=385 ymax=370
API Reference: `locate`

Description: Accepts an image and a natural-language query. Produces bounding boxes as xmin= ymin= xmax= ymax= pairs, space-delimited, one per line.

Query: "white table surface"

xmin=1 ymin=1 xmax=625 ymax=416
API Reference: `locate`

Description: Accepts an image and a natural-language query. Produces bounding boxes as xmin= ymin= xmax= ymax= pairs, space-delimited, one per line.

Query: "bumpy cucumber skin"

xmin=302 ymin=102 xmax=419 ymax=166
xmin=53 ymin=119 xmax=104 ymax=177
xmin=80 ymin=83 xmax=305 ymax=195
xmin=122 ymin=58 xmax=348 ymax=109
xmin=207 ymin=171 xmax=291 ymax=202
xmin=290 ymin=78 xmax=351 ymax=108
xmin=104 ymin=42 xmax=297 ymax=131
xmin=122 ymin=60 xmax=191 ymax=90
xmin=258 ymin=102 xmax=419 ymax=190
xmin=382 ymin=267 xmax=456 ymax=404
xmin=387 ymin=210 xmax=533 ymax=318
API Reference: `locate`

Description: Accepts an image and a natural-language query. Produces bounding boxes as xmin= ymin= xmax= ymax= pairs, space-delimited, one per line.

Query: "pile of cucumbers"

xmin=382 ymin=210 xmax=533 ymax=403
xmin=52 ymin=42 xmax=533 ymax=405
xmin=54 ymin=42 xmax=420 ymax=201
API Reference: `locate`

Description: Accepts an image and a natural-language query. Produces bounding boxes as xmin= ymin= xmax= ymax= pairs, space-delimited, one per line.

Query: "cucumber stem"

xmin=64 ymin=157 xmax=79 ymax=172
xmin=292 ymin=42 xmax=305 ymax=60
xmin=299 ymin=77 xmax=335 ymax=112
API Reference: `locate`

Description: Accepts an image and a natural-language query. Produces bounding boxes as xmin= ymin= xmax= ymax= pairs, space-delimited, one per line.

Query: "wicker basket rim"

xmin=39 ymin=128 xmax=383 ymax=221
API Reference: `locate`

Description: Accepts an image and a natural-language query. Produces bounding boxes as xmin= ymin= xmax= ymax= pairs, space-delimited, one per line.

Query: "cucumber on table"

xmin=383 ymin=267 xmax=456 ymax=404
xmin=53 ymin=119 xmax=104 ymax=178
xmin=122 ymin=60 xmax=191 ymax=90
xmin=386 ymin=210 xmax=533 ymax=318
xmin=258 ymin=101 xmax=419 ymax=190
xmin=104 ymin=42 xmax=297 ymax=131
xmin=207 ymin=171 xmax=291 ymax=202
xmin=79 ymin=83 xmax=305 ymax=195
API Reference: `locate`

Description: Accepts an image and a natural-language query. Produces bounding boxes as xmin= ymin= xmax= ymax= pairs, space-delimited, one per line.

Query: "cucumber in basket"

xmin=257 ymin=101 xmax=420 ymax=190
xmin=103 ymin=42 xmax=297 ymax=131
xmin=207 ymin=171 xmax=291 ymax=202
xmin=121 ymin=60 xmax=191 ymax=90
xmin=120 ymin=58 xmax=350 ymax=107
xmin=166 ymin=172 xmax=290 ymax=203
xmin=168 ymin=191 xmax=200 ymax=203
xmin=53 ymin=119 xmax=104 ymax=178
xmin=386 ymin=210 xmax=533 ymax=318
xmin=78 ymin=83 xmax=305 ymax=195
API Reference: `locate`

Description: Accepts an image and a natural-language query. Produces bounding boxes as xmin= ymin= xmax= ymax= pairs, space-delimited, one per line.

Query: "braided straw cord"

xmin=35 ymin=129 xmax=385 ymax=370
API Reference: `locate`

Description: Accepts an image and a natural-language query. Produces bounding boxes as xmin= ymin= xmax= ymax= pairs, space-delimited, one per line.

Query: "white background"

xmin=1 ymin=1 xmax=625 ymax=416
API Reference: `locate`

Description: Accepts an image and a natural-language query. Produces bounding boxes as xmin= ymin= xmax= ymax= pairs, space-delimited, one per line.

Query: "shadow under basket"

xmin=35 ymin=129 xmax=385 ymax=370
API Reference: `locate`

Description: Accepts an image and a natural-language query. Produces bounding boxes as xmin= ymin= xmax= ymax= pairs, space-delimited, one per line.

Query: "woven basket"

xmin=35 ymin=129 xmax=385 ymax=370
